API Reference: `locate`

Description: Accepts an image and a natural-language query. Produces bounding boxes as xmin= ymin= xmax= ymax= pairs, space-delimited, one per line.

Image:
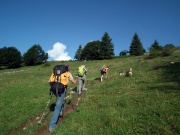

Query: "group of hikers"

xmin=48 ymin=64 xmax=108 ymax=132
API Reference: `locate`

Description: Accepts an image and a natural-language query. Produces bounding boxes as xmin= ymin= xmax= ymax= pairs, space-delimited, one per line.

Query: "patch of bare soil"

xmin=33 ymin=93 xmax=84 ymax=135
xmin=6 ymin=91 xmax=85 ymax=135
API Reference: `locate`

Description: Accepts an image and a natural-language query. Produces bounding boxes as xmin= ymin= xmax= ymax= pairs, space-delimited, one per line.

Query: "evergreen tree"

xmin=74 ymin=44 xmax=83 ymax=60
xmin=99 ymin=32 xmax=114 ymax=59
xmin=148 ymin=40 xmax=163 ymax=58
xmin=150 ymin=40 xmax=163 ymax=51
xmin=129 ymin=33 xmax=145 ymax=56
xmin=23 ymin=44 xmax=47 ymax=66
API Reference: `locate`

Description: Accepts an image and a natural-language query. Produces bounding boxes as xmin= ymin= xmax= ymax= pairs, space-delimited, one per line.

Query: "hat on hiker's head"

xmin=102 ymin=65 xmax=106 ymax=68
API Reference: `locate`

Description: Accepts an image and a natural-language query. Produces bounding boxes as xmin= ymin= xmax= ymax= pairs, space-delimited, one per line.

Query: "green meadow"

xmin=0 ymin=48 xmax=179 ymax=135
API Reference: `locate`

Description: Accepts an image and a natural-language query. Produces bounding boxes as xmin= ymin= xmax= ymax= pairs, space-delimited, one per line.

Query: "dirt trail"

xmin=33 ymin=92 xmax=84 ymax=135
xmin=7 ymin=90 xmax=86 ymax=135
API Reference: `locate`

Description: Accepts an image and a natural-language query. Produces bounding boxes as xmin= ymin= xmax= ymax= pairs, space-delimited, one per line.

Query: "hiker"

xmin=100 ymin=65 xmax=108 ymax=82
xmin=48 ymin=64 xmax=77 ymax=132
xmin=76 ymin=65 xmax=88 ymax=96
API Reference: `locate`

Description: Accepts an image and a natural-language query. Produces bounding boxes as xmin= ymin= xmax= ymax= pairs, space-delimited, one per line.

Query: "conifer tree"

xmin=129 ymin=33 xmax=145 ymax=56
xmin=150 ymin=40 xmax=163 ymax=51
xmin=99 ymin=32 xmax=114 ymax=59
xmin=148 ymin=40 xmax=164 ymax=58
xmin=74 ymin=44 xmax=83 ymax=60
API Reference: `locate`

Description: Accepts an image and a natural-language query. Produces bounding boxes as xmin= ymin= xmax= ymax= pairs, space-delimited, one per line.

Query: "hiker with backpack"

xmin=76 ymin=65 xmax=88 ymax=96
xmin=100 ymin=65 xmax=108 ymax=82
xmin=48 ymin=64 xmax=77 ymax=132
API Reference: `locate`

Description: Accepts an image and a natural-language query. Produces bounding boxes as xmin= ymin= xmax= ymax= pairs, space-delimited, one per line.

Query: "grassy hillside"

xmin=0 ymin=47 xmax=179 ymax=135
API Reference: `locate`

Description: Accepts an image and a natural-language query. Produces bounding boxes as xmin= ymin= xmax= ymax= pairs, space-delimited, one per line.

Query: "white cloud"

xmin=47 ymin=42 xmax=72 ymax=61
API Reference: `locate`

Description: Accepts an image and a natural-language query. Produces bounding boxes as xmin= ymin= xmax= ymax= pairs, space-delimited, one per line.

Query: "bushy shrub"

xmin=147 ymin=49 xmax=162 ymax=59
xmin=162 ymin=48 xmax=174 ymax=57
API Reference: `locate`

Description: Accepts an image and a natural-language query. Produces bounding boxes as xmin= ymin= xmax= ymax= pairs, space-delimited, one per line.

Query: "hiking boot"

xmin=49 ymin=128 xmax=55 ymax=133
xmin=59 ymin=112 xmax=63 ymax=118
xmin=78 ymin=92 xmax=82 ymax=96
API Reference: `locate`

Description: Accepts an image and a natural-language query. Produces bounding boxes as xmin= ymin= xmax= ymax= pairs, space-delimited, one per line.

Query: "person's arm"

xmin=106 ymin=68 xmax=109 ymax=75
xmin=84 ymin=68 xmax=88 ymax=75
xmin=69 ymin=72 xmax=77 ymax=84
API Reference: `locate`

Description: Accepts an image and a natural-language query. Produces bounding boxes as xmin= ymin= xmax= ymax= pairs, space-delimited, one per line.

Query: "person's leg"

xmin=100 ymin=71 xmax=104 ymax=82
xmin=49 ymin=91 xmax=65 ymax=130
xmin=78 ymin=77 xmax=83 ymax=95
xmin=82 ymin=76 xmax=86 ymax=90
xmin=101 ymin=75 xmax=103 ymax=82
xmin=59 ymin=90 xmax=66 ymax=116
xmin=100 ymin=71 xmax=103 ymax=82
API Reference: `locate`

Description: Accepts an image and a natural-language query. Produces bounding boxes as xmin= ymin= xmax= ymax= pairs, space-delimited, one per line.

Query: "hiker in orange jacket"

xmin=100 ymin=65 xmax=109 ymax=82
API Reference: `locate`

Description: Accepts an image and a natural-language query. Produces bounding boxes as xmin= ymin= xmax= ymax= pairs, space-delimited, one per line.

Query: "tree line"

xmin=120 ymin=33 xmax=175 ymax=57
xmin=0 ymin=32 xmax=176 ymax=69
xmin=0 ymin=44 xmax=48 ymax=69
xmin=75 ymin=32 xmax=176 ymax=60
xmin=74 ymin=32 xmax=115 ymax=60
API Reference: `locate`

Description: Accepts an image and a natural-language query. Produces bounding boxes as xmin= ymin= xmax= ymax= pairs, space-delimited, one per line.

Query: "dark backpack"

xmin=53 ymin=65 xmax=68 ymax=77
xmin=50 ymin=65 xmax=69 ymax=95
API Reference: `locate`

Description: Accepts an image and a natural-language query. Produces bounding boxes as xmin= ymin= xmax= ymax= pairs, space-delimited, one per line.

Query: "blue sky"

xmin=0 ymin=0 xmax=180 ymax=60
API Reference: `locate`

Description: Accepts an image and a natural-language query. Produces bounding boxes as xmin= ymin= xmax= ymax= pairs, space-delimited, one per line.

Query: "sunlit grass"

xmin=0 ymin=48 xmax=179 ymax=135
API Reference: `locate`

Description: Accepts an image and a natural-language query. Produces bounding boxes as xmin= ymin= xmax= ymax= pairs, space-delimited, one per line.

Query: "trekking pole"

xmin=86 ymin=74 xmax=88 ymax=86
xmin=38 ymin=92 xmax=53 ymax=124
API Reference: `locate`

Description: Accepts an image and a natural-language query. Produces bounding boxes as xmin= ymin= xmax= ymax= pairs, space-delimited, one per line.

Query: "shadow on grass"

xmin=49 ymin=103 xmax=56 ymax=111
xmin=72 ymin=87 xmax=77 ymax=93
xmin=150 ymin=62 xmax=180 ymax=92
xmin=94 ymin=77 xmax=100 ymax=81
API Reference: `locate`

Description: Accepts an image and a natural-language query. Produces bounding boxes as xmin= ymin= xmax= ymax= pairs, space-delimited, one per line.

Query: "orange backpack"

xmin=49 ymin=65 xmax=70 ymax=95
